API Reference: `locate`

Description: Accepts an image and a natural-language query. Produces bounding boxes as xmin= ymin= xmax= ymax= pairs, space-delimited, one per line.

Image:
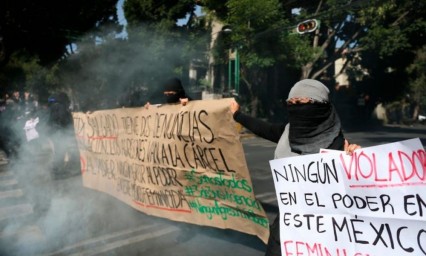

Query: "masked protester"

xmin=47 ymin=92 xmax=72 ymax=130
xmin=145 ymin=77 xmax=196 ymax=243
xmin=230 ymin=79 xmax=360 ymax=256
xmin=144 ymin=78 xmax=191 ymax=109
xmin=46 ymin=92 xmax=80 ymax=179
xmin=162 ymin=78 xmax=188 ymax=103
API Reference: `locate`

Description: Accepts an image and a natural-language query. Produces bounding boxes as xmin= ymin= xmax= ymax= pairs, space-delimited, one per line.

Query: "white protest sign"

xmin=270 ymin=138 xmax=426 ymax=255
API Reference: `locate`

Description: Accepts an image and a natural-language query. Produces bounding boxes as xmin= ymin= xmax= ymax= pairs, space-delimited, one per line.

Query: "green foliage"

xmin=407 ymin=46 xmax=426 ymax=108
xmin=284 ymin=34 xmax=317 ymax=67
xmin=198 ymin=0 xmax=228 ymax=21
xmin=362 ymin=26 xmax=410 ymax=57
xmin=55 ymin=19 xmax=210 ymax=110
xmin=203 ymin=0 xmax=426 ymax=118
xmin=0 ymin=1 xmax=210 ymax=110
xmin=124 ymin=0 xmax=196 ymax=27
xmin=0 ymin=51 xmax=59 ymax=102
xmin=357 ymin=0 xmax=397 ymax=25
xmin=359 ymin=0 xmax=426 ymax=56
xmin=225 ymin=0 xmax=287 ymax=68
xmin=0 ymin=0 xmax=120 ymax=65
xmin=0 ymin=0 xmax=424 ymax=119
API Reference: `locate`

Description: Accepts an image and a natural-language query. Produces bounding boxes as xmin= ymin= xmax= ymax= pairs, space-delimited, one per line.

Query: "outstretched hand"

xmin=230 ymin=100 xmax=240 ymax=114
xmin=144 ymin=102 xmax=150 ymax=109
xmin=344 ymin=139 xmax=361 ymax=155
xmin=180 ymin=98 xmax=189 ymax=106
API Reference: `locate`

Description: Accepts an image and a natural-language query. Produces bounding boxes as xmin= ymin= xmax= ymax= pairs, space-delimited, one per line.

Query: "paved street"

xmin=0 ymin=123 xmax=425 ymax=255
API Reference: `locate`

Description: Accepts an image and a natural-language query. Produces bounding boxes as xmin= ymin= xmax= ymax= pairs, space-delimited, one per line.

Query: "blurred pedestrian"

xmin=0 ymin=91 xmax=24 ymax=157
xmin=22 ymin=110 xmax=41 ymax=155
xmin=23 ymin=90 xmax=37 ymax=117
xmin=0 ymin=93 xmax=11 ymax=160
xmin=46 ymin=92 xmax=80 ymax=179
xmin=230 ymin=79 xmax=360 ymax=255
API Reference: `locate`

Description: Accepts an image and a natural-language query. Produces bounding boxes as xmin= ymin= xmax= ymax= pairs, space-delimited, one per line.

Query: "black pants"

xmin=265 ymin=214 xmax=281 ymax=256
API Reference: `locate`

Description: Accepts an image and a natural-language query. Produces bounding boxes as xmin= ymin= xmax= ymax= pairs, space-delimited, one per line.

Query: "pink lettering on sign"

xmin=282 ymin=240 xmax=370 ymax=256
xmin=340 ymin=149 xmax=426 ymax=188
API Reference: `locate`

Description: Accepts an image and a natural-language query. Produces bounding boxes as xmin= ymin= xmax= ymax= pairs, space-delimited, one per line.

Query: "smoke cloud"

xmin=0 ymin=20 xmax=248 ymax=255
xmin=61 ymin=23 xmax=209 ymax=112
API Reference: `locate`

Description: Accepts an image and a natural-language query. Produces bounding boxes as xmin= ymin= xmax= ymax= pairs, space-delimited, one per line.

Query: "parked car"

xmin=419 ymin=114 xmax=426 ymax=124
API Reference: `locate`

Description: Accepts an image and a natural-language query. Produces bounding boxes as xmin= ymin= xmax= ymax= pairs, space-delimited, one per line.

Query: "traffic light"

xmin=296 ymin=19 xmax=319 ymax=34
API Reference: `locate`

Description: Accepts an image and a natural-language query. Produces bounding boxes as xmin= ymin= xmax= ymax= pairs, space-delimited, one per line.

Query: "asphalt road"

xmin=0 ymin=123 xmax=425 ymax=256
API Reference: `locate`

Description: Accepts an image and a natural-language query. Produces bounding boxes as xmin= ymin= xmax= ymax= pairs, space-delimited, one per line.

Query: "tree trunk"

xmin=250 ymin=96 xmax=258 ymax=117
xmin=241 ymin=68 xmax=258 ymax=117
xmin=301 ymin=63 xmax=313 ymax=79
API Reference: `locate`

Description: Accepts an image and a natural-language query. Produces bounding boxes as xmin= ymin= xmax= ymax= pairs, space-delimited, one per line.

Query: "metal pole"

xmin=228 ymin=49 xmax=232 ymax=93
xmin=235 ymin=49 xmax=240 ymax=94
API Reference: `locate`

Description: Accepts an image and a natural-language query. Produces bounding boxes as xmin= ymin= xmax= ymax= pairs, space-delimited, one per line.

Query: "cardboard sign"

xmin=73 ymin=98 xmax=269 ymax=243
xmin=270 ymin=138 xmax=426 ymax=255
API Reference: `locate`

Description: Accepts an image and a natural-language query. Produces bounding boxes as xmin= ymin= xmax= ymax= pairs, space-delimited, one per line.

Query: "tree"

xmin=124 ymin=0 xmax=197 ymax=28
xmin=223 ymin=0 xmax=292 ymax=117
xmin=55 ymin=19 xmax=210 ymax=111
xmin=407 ymin=45 xmax=426 ymax=110
xmin=0 ymin=0 xmax=120 ymax=66
xmin=266 ymin=0 xmax=422 ymax=82
xmin=0 ymin=50 xmax=60 ymax=98
xmin=123 ymin=0 xmax=210 ymax=94
xmin=203 ymin=0 xmax=426 ymax=118
xmin=58 ymin=32 xmax=192 ymax=110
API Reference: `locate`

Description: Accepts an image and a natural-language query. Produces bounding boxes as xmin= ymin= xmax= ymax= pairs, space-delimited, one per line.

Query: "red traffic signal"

xmin=296 ymin=19 xmax=319 ymax=34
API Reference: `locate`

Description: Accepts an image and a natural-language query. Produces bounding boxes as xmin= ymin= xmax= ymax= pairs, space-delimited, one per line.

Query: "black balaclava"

xmin=163 ymin=78 xmax=186 ymax=103
xmin=286 ymin=79 xmax=343 ymax=154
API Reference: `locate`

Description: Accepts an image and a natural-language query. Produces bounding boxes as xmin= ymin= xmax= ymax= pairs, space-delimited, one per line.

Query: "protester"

xmin=145 ymin=77 xmax=196 ymax=242
xmin=46 ymin=92 xmax=80 ymax=179
xmin=0 ymin=91 xmax=24 ymax=157
xmin=0 ymin=93 xmax=12 ymax=159
xmin=22 ymin=110 xmax=41 ymax=155
xmin=11 ymin=90 xmax=22 ymax=105
xmin=229 ymin=79 xmax=360 ymax=255
xmin=23 ymin=90 xmax=37 ymax=117
xmin=162 ymin=77 xmax=191 ymax=104
xmin=145 ymin=77 xmax=191 ymax=108
xmin=47 ymin=92 xmax=73 ymax=130
xmin=23 ymin=114 xmax=40 ymax=142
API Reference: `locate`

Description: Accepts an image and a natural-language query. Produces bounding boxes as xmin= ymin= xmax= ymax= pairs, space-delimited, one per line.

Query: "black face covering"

xmin=164 ymin=90 xmax=186 ymax=104
xmin=165 ymin=94 xmax=181 ymax=103
xmin=287 ymin=103 xmax=343 ymax=154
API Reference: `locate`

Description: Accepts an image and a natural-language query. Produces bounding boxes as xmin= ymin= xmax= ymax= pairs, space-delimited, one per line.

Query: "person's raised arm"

xmin=230 ymin=99 xmax=285 ymax=143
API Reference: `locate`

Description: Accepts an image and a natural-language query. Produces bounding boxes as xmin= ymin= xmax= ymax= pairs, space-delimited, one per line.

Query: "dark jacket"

xmin=48 ymin=102 xmax=73 ymax=129
xmin=233 ymin=110 xmax=285 ymax=143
